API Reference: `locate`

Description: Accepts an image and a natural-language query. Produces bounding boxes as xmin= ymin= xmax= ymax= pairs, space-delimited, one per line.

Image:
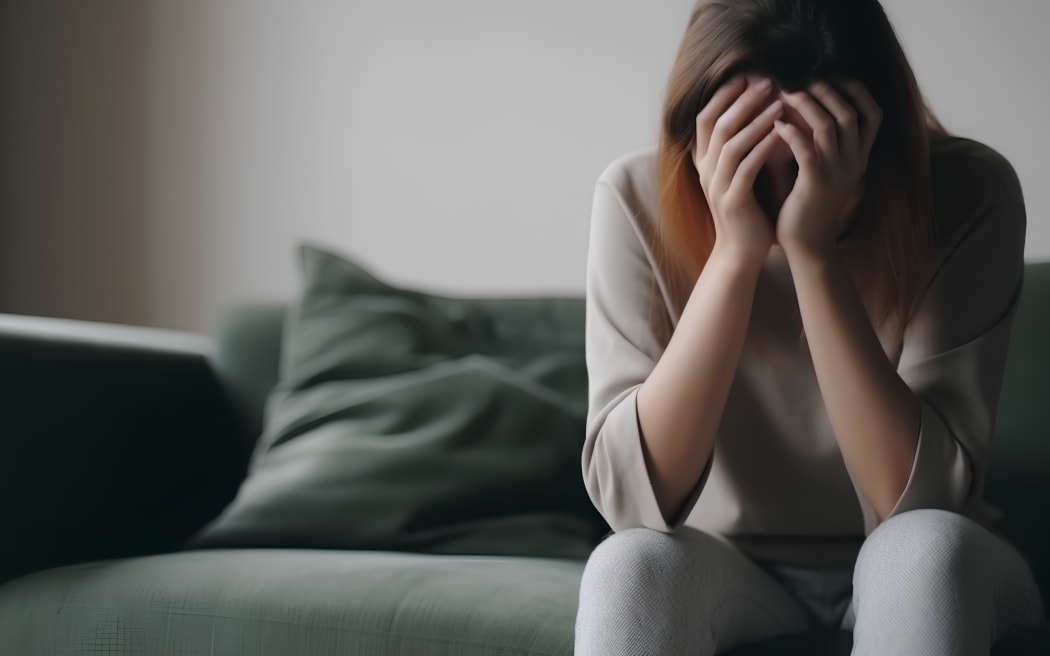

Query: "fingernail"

xmin=767 ymin=100 xmax=784 ymax=114
xmin=754 ymin=78 xmax=773 ymax=91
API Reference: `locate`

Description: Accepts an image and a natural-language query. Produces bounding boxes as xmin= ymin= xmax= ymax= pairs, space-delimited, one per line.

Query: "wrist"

xmin=779 ymin=237 xmax=836 ymax=264
xmin=781 ymin=241 xmax=843 ymax=283
xmin=709 ymin=239 xmax=769 ymax=274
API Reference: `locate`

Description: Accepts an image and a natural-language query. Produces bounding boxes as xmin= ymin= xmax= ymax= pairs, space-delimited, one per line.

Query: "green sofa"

xmin=1 ymin=263 xmax=1047 ymax=655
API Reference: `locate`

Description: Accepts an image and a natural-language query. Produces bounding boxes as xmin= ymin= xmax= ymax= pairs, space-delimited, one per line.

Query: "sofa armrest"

xmin=0 ymin=314 xmax=246 ymax=584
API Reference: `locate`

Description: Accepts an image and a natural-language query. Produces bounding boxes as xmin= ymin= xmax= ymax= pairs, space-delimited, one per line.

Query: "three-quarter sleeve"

xmin=582 ymin=172 xmax=707 ymax=533
xmin=863 ymin=141 xmax=1027 ymax=533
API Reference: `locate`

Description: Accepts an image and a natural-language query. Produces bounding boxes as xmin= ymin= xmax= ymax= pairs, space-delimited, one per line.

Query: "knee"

xmin=579 ymin=528 xmax=703 ymax=602
xmin=854 ymin=509 xmax=984 ymax=592
xmin=577 ymin=529 xmax=718 ymax=654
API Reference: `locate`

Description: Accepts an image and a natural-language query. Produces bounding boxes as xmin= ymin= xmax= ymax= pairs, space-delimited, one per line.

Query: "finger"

xmin=774 ymin=119 xmax=817 ymax=173
xmin=704 ymin=78 xmax=776 ymax=165
xmin=780 ymin=90 xmax=838 ymax=156
xmin=807 ymin=80 xmax=858 ymax=156
xmin=731 ymin=128 xmax=782 ymax=192
xmin=712 ymin=99 xmax=784 ymax=192
xmin=694 ymin=76 xmax=747 ymax=160
xmin=834 ymin=77 xmax=883 ymax=158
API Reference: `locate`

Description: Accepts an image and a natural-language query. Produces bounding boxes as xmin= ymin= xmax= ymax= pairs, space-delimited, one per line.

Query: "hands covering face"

xmin=773 ymin=79 xmax=882 ymax=255
xmin=692 ymin=75 xmax=882 ymax=262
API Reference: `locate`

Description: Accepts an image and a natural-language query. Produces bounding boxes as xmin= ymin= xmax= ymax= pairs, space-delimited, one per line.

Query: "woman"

xmin=576 ymin=1 xmax=1046 ymax=654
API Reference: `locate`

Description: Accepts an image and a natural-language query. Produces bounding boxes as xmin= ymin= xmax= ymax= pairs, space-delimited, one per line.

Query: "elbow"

xmin=583 ymin=437 xmax=679 ymax=535
xmin=873 ymin=427 xmax=975 ymax=528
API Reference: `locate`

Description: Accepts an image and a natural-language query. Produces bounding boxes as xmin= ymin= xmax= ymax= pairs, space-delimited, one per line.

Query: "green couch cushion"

xmin=0 ymin=315 xmax=244 ymax=585
xmin=0 ymin=550 xmax=583 ymax=655
xmin=193 ymin=245 xmax=605 ymax=558
xmin=212 ymin=303 xmax=287 ymax=449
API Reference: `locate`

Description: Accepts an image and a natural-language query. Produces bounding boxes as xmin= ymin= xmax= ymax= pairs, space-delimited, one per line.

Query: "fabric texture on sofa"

xmin=0 ymin=550 xmax=583 ymax=655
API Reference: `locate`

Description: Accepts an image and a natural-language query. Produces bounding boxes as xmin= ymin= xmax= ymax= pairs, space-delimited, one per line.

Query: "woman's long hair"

xmin=658 ymin=0 xmax=945 ymax=334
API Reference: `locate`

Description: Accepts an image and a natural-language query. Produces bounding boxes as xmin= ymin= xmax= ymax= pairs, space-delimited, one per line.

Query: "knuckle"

xmin=746 ymin=83 xmax=769 ymax=98
xmin=709 ymin=125 xmax=734 ymax=144
xmin=712 ymin=118 xmax=735 ymax=140
xmin=719 ymin=181 xmax=741 ymax=200
xmin=727 ymin=178 xmax=752 ymax=198
xmin=721 ymin=137 xmax=744 ymax=161
xmin=696 ymin=161 xmax=714 ymax=186
xmin=696 ymin=110 xmax=715 ymax=132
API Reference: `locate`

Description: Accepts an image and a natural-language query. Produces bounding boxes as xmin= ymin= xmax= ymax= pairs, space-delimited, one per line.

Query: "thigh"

xmin=576 ymin=527 xmax=814 ymax=656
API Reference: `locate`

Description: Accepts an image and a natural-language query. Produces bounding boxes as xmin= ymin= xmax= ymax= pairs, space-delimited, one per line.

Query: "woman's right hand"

xmin=693 ymin=76 xmax=784 ymax=265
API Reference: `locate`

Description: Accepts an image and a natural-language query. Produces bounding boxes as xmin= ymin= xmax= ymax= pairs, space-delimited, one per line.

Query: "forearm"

xmin=637 ymin=246 xmax=762 ymax=523
xmin=785 ymin=247 xmax=920 ymax=521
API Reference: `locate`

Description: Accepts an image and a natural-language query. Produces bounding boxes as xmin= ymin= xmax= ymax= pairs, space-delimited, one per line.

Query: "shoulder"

xmin=928 ymin=136 xmax=1025 ymax=266
xmin=588 ymin=148 xmax=664 ymax=263
xmin=899 ymin=137 xmax=1026 ymax=364
xmin=594 ymin=148 xmax=660 ymax=228
xmin=587 ymin=148 xmax=680 ymax=334
xmin=929 ymin=137 xmax=1025 ymax=237
xmin=930 ymin=136 xmax=1022 ymax=201
xmin=597 ymin=148 xmax=658 ymax=192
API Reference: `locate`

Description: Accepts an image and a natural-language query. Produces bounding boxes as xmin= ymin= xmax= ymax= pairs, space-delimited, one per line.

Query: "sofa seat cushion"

xmin=3 ymin=549 xmax=1046 ymax=655
xmin=0 ymin=549 xmax=583 ymax=656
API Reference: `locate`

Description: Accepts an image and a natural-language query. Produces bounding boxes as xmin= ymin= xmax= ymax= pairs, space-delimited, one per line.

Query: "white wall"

xmin=141 ymin=0 xmax=695 ymax=331
xmin=881 ymin=0 xmax=1050 ymax=259
xmin=3 ymin=1 xmax=1048 ymax=332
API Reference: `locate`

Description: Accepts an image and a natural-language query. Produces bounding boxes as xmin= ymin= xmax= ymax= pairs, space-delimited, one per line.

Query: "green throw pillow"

xmin=192 ymin=245 xmax=607 ymax=558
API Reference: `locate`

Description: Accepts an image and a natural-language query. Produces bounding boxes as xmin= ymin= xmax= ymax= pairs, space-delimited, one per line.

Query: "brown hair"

xmin=657 ymin=0 xmax=945 ymax=333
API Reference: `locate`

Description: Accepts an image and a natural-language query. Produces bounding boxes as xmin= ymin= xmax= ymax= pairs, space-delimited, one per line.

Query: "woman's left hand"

xmin=773 ymin=79 xmax=883 ymax=255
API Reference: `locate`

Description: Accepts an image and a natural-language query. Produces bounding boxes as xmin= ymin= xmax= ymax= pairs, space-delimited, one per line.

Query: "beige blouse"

xmin=583 ymin=137 xmax=1026 ymax=566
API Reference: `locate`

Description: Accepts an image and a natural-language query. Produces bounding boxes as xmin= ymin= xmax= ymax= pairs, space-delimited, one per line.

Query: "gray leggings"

xmin=575 ymin=510 xmax=1045 ymax=655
